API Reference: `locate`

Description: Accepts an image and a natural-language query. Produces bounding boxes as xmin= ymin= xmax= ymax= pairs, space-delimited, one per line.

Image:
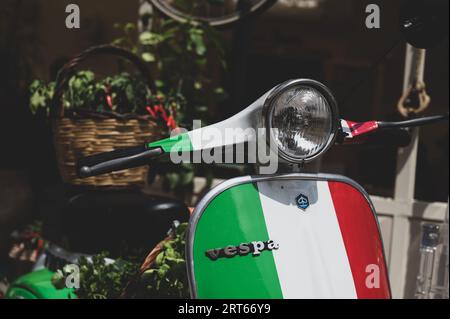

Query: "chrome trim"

xmin=46 ymin=243 xmax=89 ymax=265
xmin=44 ymin=243 xmax=115 ymax=271
xmin=186 ymin=173 xmax=392 ymax=299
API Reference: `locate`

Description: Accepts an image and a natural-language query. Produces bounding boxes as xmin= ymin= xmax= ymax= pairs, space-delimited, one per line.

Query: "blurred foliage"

xmin=132 ymin=222 xmax=189 ymax=299
xmin=29 ymin=70 xmax=174 ymax=118
xmin=52 ymin=223 xmax=189 ymax=299
xmin=112 ymin=3 xmax=228 ymax=194
xmin=58 ymin=252 xmax=139 ymax=299
xmin=112 ymin=18 xmax=227 ymax=129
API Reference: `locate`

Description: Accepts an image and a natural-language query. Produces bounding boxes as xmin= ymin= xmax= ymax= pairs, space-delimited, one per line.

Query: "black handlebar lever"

xmin=339 ymin=113 xmax=448 ymax=145
xmin=377 ymin=113 xmax=449 ymax=129
xmin=77 ymin=145 xmax=163 ymax=178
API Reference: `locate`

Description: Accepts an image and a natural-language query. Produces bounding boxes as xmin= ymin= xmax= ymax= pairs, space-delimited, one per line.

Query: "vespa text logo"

xmin=206 ymin=240 xmax=279 ymax=261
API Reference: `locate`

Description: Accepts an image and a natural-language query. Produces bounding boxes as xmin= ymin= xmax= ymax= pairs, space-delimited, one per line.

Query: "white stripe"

xmin=340 ymin=120 xmax=353 ymax=138
xmin=187 ymin=91 xmax=269 ymax=151
xmin=257 ymin=180 xmax=357 ymax=299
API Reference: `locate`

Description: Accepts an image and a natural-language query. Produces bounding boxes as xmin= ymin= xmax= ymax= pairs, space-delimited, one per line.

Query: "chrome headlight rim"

xmin=264 ymin=79 xmax=340 ymax=164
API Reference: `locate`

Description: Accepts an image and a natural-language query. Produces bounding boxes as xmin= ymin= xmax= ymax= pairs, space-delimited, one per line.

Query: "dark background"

xmin=0 ymin=0 xmax=448 ymax=251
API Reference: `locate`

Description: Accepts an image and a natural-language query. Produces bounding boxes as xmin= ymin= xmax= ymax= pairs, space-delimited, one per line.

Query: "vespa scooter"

xmin=78 ymin=78 xmax=448 ymax=299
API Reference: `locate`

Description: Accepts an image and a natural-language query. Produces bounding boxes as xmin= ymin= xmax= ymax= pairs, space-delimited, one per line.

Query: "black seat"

xmin=56 ymin=190 xmax=189 ymax=257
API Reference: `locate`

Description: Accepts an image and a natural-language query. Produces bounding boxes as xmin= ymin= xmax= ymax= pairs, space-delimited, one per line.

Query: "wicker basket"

xmin=51 ymin=45 xmax=159 ymax=188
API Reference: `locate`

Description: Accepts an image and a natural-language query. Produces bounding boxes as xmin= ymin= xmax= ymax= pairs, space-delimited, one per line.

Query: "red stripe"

xmin=328 ymin=181 xmax=391 ymax=299
xmin=346 ymin=120 xmax=379 ymax=137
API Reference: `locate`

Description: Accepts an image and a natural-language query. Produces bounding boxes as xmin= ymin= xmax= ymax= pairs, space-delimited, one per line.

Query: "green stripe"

xmin=147 ymin=133 xmax=193 ymax=153
xmin=193 ymin=183 xmax=283 ymax=298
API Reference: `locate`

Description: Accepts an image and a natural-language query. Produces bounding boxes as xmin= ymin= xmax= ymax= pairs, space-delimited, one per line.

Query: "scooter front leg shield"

xmin=186 ymin=174 xmax=391 ymax=299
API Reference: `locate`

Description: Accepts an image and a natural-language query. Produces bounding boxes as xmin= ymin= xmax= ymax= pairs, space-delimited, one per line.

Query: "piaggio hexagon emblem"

xmin=296 ymin=194 xmax=310 ymax=210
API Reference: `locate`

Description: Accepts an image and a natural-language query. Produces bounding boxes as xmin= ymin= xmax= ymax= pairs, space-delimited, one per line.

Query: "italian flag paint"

xmin=147 ymin=133 xmax=193 ymax=153
xmin=191 ymin=179 xmax=391 ymax=299
xmin=147 ymin=121 xmax=256 ymax=154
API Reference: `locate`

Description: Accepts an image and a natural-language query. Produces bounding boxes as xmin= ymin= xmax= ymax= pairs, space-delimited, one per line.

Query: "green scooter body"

xmin=5 ymin=268 xmax=75 ymax=299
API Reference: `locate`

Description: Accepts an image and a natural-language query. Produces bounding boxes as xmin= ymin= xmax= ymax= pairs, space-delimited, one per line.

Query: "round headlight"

xmin=265 ymin=79 xmax=339 ymax=163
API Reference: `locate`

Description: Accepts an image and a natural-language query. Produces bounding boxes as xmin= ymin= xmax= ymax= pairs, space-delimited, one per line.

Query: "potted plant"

xmin=29 ymin=45 xmax=184 ymax=188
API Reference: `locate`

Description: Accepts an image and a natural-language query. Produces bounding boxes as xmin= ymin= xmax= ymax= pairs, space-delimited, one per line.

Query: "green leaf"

xmin=139 ymin=32 xmax=163 ymax=46
xmin=155 ymin=80 xmax=165 ymax=88
xmin=189 ymin=31 xmax=207 ymax=56
xmin=30 ymin=91 xmax=46 ymax=107
xmin=195 ymin=105 xmax=208 ymax=113
xmin=155 ymin=252 xmax=164 ymax=266
xmin=124 ymin=23 xmax=136 ymax=33
xmin=214 ymin=87 xmax=225 ymax=94
xmin=165 ymin=172 xmax=180 ymax=190
xmin=194 ymin=81 xmax=202 ymax=90
xmin=141 ymin=52 xmax=156 ymax=62
xmin=180 ymin=170 xmax=194 ymax=186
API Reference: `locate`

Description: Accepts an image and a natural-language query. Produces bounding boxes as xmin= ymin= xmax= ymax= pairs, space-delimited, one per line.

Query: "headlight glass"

xmin=269 ymin=84 xmax=334 ymax=161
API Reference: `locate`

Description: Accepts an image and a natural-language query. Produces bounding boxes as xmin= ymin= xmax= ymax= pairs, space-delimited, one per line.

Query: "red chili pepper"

xmin=104 ymin=85 xmax=113 ymax=109
xmin=167 ymin=116 xmax=176 ymax=130
xmin=37 ymin=238 xmax=44 ymax=252
xmin=146 ymin=106 xmax=156 ymax=118
xmin=106 ymin=95 xmax=113 ymax=109
xmin=158 ymin=105 xmax=168 ymax=121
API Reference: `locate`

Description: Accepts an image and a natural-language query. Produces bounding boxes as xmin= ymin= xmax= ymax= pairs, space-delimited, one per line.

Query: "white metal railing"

xmin=370 ymin=44 xmax=448 ymax=298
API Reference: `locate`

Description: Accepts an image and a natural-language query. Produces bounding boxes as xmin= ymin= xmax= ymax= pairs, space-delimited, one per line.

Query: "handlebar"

xmin=77 ymin=145 xmax=163 ymax=178
xmin=377 ymin=114 xmax=449 ymax=129
xmin=340 ymin=113 xmax=448 ymax=144
xmin=77 ymin=114 xmax=448 ymax=178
